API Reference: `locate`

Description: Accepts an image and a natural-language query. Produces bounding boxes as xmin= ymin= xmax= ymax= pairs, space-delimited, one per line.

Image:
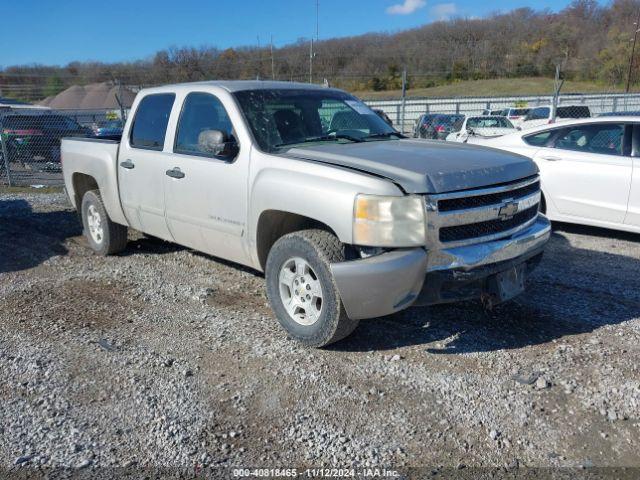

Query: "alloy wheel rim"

xmin=87 ymin=205 xmax=104 ymax=244
xmin=278 ymin=257 xmax=323 ymax=326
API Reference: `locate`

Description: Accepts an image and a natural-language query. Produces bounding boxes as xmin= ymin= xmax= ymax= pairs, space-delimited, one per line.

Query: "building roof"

xmin=38 ymin=82 xmax=137 ymax=110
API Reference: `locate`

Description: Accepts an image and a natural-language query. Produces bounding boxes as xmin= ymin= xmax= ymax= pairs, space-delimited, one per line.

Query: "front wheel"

xmin=265 ymin=229 xmax=359 ymax=347
xmin=81 ymin=190 xmax=128 ymax=255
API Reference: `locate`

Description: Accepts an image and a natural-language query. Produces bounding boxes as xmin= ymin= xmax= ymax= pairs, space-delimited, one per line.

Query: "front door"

xmin=163 ymin=91 xmax=249 ymax=265
xmin=118 ymin=93 xmax=175 ymax=240
xmin=624 ymin=125 xmax=640 ymax=227
xmin=533 ymin=122 xmax=632 ymax=224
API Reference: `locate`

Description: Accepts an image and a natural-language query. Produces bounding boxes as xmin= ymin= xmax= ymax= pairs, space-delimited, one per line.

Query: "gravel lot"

xmin=1 ymin=191 xmax=639 ymax=477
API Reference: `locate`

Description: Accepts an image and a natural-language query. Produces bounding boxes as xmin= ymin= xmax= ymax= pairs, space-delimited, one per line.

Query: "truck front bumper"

xmin=330 ymin=215 xmax=551 ymax=320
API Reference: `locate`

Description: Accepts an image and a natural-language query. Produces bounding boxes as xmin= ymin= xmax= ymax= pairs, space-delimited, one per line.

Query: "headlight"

xmin=353 ymin=194 xmax=426 ymax=247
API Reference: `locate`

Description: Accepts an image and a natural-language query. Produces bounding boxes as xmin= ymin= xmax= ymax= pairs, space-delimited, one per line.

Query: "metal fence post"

xmin=1 ymin=133 xmax=13 ymax=187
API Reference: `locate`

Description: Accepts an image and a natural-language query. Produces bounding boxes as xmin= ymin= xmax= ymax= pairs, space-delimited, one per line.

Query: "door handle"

xmin=120 ymin=159 xmax=135 ymax=169
xmin=165 ymin=167 xmax=185 ymax=179
xmin=539 ymin=155 xmax=562 ymax=162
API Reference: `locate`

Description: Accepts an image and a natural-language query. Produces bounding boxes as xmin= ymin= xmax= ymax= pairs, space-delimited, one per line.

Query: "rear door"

xmin=118 ymin=93 xmax=175 ymax=240
xmin=533 ymin=122 xmax=632 ymax=223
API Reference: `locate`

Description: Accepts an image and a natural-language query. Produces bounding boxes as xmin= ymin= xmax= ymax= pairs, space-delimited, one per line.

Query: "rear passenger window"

xmin=523 ymin=131 xmax=553 ymax=146
xmin=130 ymin=94 xmax=175 ymax=150
xmin=554 ymin=124 xmax=625 ymax=156
xmin=174 ymin=92 xmax=235 ymax=157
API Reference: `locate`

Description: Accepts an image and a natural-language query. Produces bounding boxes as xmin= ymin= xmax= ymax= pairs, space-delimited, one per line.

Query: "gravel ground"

xmin=1 ymin=192 xmax=639 ymax=478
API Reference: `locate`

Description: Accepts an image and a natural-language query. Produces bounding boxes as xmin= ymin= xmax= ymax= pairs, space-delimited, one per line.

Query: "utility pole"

xmin=309 ymin=38 xmax=314 ymax=83
xmin=309 ymin=0 xmax=319 ymax=84
xmin=270 ymin=35 xmax=275 ymax=80
xmin=551 ymin=64 xmax=565 ymax=123
xmin=626 ymin=10 xmax=640 ymax=93
xmin=400 ymin=67 xmax=407 ymax=134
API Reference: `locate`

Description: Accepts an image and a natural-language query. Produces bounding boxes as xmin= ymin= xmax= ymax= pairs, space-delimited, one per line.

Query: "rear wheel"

xmin=81 ymin=190 xmax=128 ymax=255
xmin=265 ymin=229 xmax=359 ymax=347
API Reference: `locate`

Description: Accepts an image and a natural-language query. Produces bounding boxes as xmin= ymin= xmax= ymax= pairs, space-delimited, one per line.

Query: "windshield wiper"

xmin=275 ymin=133 xmax=364 ymax=148
xmin=364 ymin=131 xmax=406 ymax=140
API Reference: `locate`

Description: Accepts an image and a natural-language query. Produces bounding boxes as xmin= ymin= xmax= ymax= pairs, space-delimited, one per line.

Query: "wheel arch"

xmin=72 ymin=173 xmax=99 ymax=217
xmin=256 ymin=210 xmax=339 ymax=271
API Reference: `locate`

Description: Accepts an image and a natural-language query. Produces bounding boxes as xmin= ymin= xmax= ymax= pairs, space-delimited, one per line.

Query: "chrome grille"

xmin=439 ymin=205 xmax=539 ymax=243
xmin=425 ymin=175 xmax=541 ymax=248
xmin=437 ymin=180 xmax=540 ymax=212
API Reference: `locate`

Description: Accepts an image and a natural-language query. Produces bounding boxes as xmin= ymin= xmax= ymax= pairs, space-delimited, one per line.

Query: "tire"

xmin=265 ymin=229 xmax=359 ymax=347
xmin=81 ymin=189 xmax=128 ymax=255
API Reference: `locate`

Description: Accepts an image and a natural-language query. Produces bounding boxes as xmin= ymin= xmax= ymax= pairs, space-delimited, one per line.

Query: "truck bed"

xmin=61 ymin=136 xmax=127 ymax=226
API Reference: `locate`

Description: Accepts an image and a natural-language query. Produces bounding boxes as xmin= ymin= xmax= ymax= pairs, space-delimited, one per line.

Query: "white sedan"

xmin=478 ymin=117 xmax=640 ymax=234
xmin=446 ymin=116 xmax=517 ymax=144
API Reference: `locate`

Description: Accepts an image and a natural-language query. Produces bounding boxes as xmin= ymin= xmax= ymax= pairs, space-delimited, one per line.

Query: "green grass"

xmin=0 ymin=185 xmax=64 ymax=194
xmin=353 ymin=77 xmax=624 ymax=99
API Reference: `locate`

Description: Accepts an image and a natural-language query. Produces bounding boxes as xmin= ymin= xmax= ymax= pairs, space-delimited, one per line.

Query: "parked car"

xmin=0 ymin=114 xmax=43 ymax=166
xmin=519 ymin=105 xmax=591 ymax=130
xmin=445 ymin=115 xmax=517 ymax=143
xmin=477 ymin=117 xmax=640 ymax=234
xmin=501 ymin=107 xmax=531 ymax=126
xmin=372 ymin=109 xmax=393 ymax=127
xmin=62 ymin=81 xmax=550 ymax=347
xmin=0 ymin=113 xmax=90 ymax=170
xmin=413 ymin=113 xmax=440 ymax=138
xmin=421 ymin=114 xmax=465 ymax=140
xmin=92 ymin=119 xmax=124 ymax=137
xmin=598 ymin=111 xmax=640 ymax=117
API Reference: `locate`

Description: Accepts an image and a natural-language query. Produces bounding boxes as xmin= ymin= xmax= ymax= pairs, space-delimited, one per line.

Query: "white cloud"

xmin=386 ymin=0 xmax=427 ymax=15
xmin=430 ymin=2 xmax=457 ymax=20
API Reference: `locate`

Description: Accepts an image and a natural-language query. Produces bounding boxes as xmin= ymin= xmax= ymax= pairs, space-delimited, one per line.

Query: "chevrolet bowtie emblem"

xmin=498 ymin=201 xmax=519 ymax=220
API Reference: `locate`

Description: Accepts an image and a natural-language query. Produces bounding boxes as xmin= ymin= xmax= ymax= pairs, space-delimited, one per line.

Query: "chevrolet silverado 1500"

xmin=62 ymin=81 xmax=551 ymax=347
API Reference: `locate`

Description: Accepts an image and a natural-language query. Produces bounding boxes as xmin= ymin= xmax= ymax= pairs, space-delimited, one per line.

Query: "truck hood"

xmin=285 ymin=139 xmax=537 ymax=194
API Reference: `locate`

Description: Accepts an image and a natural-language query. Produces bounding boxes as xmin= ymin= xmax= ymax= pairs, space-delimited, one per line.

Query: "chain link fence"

xmin=3 ymin=90 xmax=640 ymax=187
xmin=0 ymin=108 xmax=124 ymax=187
xmin=364 ymin=92 xmax=640 ymax=135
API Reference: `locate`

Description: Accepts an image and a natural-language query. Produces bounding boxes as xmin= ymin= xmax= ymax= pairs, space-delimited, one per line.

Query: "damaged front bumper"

xmin=330 ymin=215 xmax=551 ymax=320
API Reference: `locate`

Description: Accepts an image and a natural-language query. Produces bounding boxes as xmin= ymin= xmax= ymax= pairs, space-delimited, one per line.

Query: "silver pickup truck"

xmin=62 ymin=81 xmax=551 ymax=347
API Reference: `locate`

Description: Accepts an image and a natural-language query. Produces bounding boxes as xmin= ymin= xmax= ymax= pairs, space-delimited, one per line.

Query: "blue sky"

xmin=1 ymin=0 xmax=582 ymax=67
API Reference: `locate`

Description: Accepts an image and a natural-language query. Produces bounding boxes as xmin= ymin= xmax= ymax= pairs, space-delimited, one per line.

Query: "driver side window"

xmin=174 ymin=92 xmax=235 ymax=158
xmin=554 ymin=124 xmax=625 ymax=156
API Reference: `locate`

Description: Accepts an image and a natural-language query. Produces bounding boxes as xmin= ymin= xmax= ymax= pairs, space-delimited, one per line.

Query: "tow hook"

xmin=480 ymin=292 xmax=495 ymax=311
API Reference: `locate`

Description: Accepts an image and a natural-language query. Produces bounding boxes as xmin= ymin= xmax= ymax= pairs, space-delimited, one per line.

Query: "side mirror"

xmin=197 ymin=129 xmax=239 ymax=159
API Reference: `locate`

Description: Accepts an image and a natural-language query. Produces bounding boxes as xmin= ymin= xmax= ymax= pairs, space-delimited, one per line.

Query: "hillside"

xmin=354 ymin=77 xmax=624 ymax=99
xmin=2 ymin=0 xmax=640 ymax=101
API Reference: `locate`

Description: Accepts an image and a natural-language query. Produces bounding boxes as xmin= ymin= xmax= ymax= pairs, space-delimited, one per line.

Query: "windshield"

xmin=233 ymin=89 xmax=397 ymax=152
xmin=467 ymin=117 xmax=514 ymax=129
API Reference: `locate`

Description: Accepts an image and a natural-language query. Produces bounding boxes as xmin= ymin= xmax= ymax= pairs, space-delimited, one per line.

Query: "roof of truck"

xmin=146 ymin=80 xmax=335 ymax=94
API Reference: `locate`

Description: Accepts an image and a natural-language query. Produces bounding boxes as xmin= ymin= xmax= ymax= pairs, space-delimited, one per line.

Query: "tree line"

xmin=1 ymin=0 xmax=639 ymax=101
